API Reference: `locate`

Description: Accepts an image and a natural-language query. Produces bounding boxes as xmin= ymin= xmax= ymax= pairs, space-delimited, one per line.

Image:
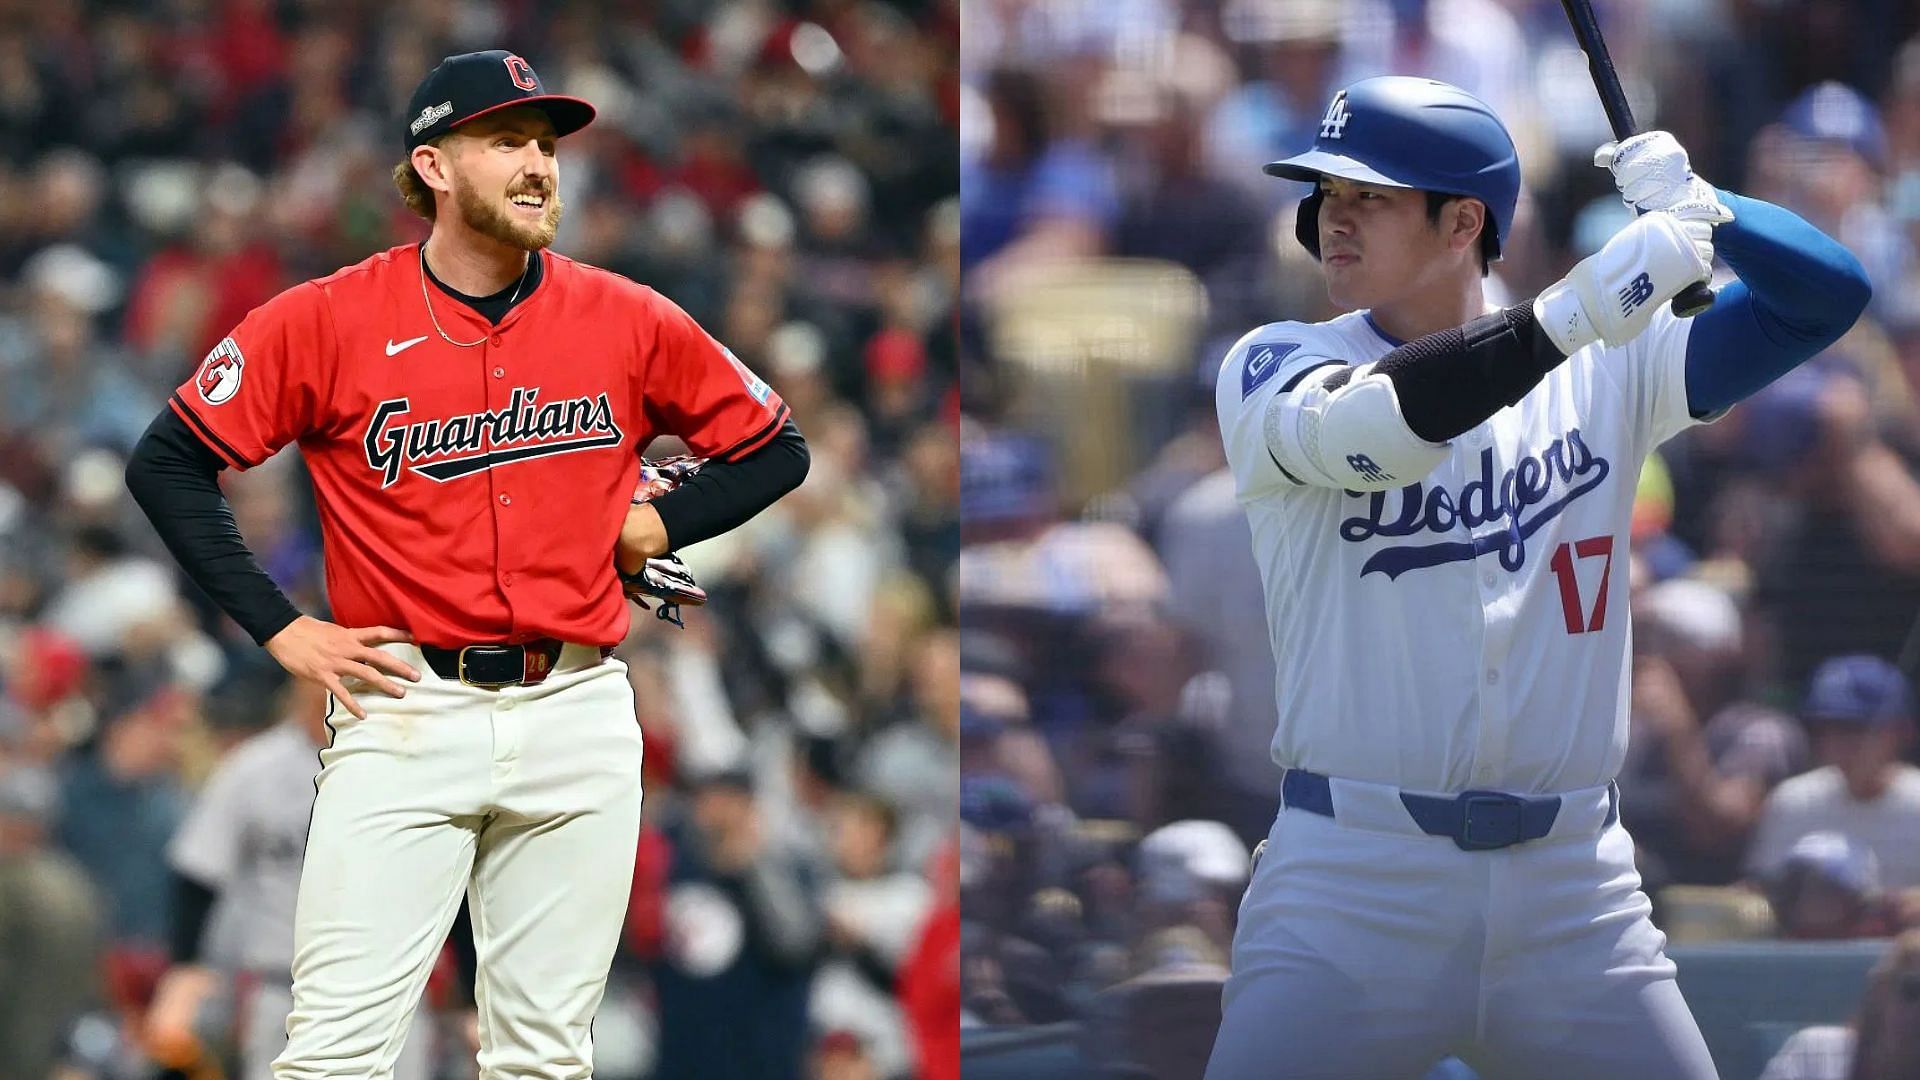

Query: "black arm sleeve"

xmin=648 ymin=417 xmax=810 ymax=550
xmin=167 ymin=868 xmax=220 ymax=964
xmin=124 ymin=408 xmax=305 ymax=645
xmin=1363 ymin=303 xmax=1570 ymax=444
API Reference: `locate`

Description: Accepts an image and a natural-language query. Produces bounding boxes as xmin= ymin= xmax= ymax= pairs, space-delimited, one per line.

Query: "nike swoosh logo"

xmin=385 ymin=335 xmax=429 ymax=356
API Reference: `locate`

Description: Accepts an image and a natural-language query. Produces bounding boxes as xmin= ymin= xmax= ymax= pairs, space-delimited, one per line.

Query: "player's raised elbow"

xmin=1797 ymin=239 xmax=1872 ymax=347
xmin=1265 ymin=365 xmax=1449 ymax=491
xmin=769 ymin=418 xmax=810 ymax=498
xmin=1830 ymin=247 xmax=1873 ymax=329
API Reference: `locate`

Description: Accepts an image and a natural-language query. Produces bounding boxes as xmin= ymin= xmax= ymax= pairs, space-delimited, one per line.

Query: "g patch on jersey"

xmin=724 ymin=347 xmax=772 ymax=405
xmin=1242 ymin=342 xmax=1300 ymax=399
xmin=195 ymin=337 xmax=245 ymax=405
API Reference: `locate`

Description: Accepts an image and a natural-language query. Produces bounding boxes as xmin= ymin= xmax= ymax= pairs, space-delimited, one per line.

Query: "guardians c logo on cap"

xmin=402 ymin=50 xmax=596 ymax=151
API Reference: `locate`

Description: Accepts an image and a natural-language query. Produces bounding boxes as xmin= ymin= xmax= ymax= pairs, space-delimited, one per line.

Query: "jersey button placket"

xmin=1451 ymin=441 xmax=1512 ymax=787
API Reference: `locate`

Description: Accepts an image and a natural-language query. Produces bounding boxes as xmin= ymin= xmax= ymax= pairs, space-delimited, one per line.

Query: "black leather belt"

xmin=419 ymin=638 xmax=604 ymax=689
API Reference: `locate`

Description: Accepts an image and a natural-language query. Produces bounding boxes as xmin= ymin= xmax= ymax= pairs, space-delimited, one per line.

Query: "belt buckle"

xmin=1456 ymin=792 xmax=1524 ymax=851
xmin=457 ymin=646 xmax=517 ymax=691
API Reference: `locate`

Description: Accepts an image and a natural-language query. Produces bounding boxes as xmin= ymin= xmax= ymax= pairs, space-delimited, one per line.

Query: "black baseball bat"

xmin=1559 ymin=0 xmax=1716 ymax=318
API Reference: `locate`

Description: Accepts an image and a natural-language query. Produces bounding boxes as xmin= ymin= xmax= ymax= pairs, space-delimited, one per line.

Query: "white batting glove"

xmin=1534 ymin=211 xmax=1714 ymax=354
xmin=1595 ymin=131 xmax=1734 ymax=226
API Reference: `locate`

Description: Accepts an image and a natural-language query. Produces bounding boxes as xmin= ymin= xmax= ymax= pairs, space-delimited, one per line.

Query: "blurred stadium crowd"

xmin=958 ymin=0 xmax=1920 ymax=1075
xmin=0 ymin=1 xmax=958 ymax=1079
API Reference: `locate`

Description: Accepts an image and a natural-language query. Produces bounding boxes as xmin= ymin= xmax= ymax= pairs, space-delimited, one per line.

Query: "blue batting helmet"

xmin=1267 ymin=77 xmax=1520 ymax=262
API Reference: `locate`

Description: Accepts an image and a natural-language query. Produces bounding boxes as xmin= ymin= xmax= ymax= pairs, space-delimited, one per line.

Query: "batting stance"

xmin=125 ymin=51 xmax=808 ymax=1077
xmin=1206 ymin=77 xmax=1870 ymax=1079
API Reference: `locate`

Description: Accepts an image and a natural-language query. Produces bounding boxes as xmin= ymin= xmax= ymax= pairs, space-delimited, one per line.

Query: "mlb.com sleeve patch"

xmin=725 ymin=347 xmax=772 ymax=404
xmin=1243 ymin=342 xmax=1301 ymax=399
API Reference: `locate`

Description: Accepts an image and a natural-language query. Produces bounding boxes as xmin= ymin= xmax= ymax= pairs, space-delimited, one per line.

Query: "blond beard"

xmin=449 ymin=168 xmax=563 ymax=251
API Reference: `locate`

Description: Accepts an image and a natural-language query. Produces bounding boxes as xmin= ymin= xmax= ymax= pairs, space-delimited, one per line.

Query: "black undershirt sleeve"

xmin=124 ymin=408 xmax=305 ymax=646
xmin=1360 ymin=303 xmax=1570 ymax=444
xmin=167 ymin=868 xmax=221 ymax=964
xmin=648 ymin=418 xmax=810 ymax=550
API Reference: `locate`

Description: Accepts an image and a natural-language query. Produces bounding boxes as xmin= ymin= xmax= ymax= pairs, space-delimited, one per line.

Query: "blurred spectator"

xmin=1622 ymin=580 xmax=1807 ymax=886
xmin=960 ymin=67 xmax=1116 ymax=292
xmin=1157 ymin=466 xmax=1281 ymax=844
xmin=640 ymin=770 xmax=825 ymax=1080
xmin=1335 ymin=0 xmax=1530 ymax=130
xmin=958 ymin=428 xmax=1169 ymax=616
xmin=1204 ymin=0 xmax=1345 ymax=194
xmin=812 ymin=792 xmax=935 ymax=1078
xmin=54 ymin=683 xmax=191 ymax=950
xmin=1758 ymin=928 xmax=1920 ymax=1080
xmin=1749 ymin=657 xmax=1920 ymax=890
xmin=0 ymin=764 xmax=104 ymax=1080
xmin=1087 ymin=924 xmax=1230 ymax=1080
xmin=1112 ymin=84 xmax=1276 ymax=335
xmin=1750 ymin=83 xmax=1909 ymax=313
xmin=1764 ymin=831 xmax=1895 ymax=941
xmin=858 ymin=629 xmax=960 ymax=872
xmin=1132 ymin=820 xmax=1249 ymax=959
xmin=0 ymin=251 xmax=154 ymax=457
xmin=1741 ymin=367 xmax=1920 ymax=690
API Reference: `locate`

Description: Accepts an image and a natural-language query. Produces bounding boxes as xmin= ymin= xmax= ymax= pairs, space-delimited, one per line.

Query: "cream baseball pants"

xmin=274 ymin=644 xmax=644 ymax=1080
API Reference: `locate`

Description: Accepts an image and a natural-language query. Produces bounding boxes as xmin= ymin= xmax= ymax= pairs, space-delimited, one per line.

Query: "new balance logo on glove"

xmin=1618 ymin=273 xmax=1655 ymax=316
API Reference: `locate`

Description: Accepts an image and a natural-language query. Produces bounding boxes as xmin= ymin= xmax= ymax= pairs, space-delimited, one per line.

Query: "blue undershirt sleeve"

xmin=1682 ymin=189 xmax=1873 ymax=416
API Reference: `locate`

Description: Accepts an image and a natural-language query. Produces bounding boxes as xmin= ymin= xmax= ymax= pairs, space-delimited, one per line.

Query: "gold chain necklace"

xmin=418 ymin=245 xmax=530 ymax=348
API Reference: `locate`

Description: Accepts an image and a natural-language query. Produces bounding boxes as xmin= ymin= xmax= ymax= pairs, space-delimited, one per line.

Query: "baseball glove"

xmin=622 ymin=455 xmax=710 ymax=627
xmin=634 ymin=454 xmax=706 ymax=500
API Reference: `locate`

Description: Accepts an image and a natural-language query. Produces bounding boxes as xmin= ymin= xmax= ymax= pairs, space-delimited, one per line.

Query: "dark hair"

xmin=1424 ymin=190 xmax=1498 ymax=275
xmin=985 ymin=67 xmax=1049 ymax=164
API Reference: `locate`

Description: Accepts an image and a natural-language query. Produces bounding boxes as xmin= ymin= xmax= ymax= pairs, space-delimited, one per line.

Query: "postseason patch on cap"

xmin=410 ymin=101 xmax=453 ymax=136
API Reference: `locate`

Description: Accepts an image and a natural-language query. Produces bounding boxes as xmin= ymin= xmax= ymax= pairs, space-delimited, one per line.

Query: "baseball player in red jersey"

xmin=125 ymin=50 xmax=809 ymax=1077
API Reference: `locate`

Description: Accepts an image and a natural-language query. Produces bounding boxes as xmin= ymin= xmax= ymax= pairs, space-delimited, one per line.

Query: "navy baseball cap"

xmin=960 ymin=431 xmax=1056 ymax=524
xmin=1780 ymin=81 xmax=1886 ymax=168
xmin=403 ymin=50 xmax=595 ymax=152
xmin=1803 ymin=655 xmax=1914 ymax=726
xmin=1778 ymin=831 xmax=1881 ymax=894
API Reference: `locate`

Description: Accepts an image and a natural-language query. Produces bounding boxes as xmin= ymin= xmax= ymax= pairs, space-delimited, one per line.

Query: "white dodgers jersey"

xmin=1215 ymin=307 xmax=1704 ymax=794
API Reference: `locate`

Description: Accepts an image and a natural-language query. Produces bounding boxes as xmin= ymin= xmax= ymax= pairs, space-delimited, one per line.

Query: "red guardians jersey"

xmin=170 ymin=245 xmax=788 ymax=646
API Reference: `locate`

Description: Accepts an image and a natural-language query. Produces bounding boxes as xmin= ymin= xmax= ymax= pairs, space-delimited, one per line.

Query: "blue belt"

xmin=1281 ymin=768 xmax=1617 ymax=852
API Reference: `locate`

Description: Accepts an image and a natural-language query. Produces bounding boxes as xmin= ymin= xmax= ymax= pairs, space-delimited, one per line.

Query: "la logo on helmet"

xmin=1319 ymin=92 xmax=1352 ymax=140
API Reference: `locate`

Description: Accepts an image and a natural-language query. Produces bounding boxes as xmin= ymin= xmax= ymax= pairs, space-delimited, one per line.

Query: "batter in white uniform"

xmin=1205 ymin=77 xmax=1872 ymax=1079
